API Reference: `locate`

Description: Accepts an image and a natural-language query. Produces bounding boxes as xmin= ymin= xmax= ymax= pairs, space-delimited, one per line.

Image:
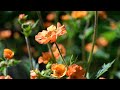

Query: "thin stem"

xmin=81 ymin=19 xmax=89 ymax=61
xmin=36 ymin=11 xmax=44 ymax=29
xmin=110 ymin=46 xmax=120 ymax=79
xmin=47 ymin=43 xmax=56 ymax=63
xmin=54 ymin=42 xmax=68 ymax=67
xmin=25 ymin=36 xmax=34 ymax=70
xmin=85 ymin=11 xmax=98 ymax=77
xmin=36 ymin=11 xmax=56 ymax=63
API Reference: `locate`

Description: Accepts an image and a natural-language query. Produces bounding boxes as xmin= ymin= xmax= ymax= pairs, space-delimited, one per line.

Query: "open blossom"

xmin=66 ymin=64 xmax=86 ymax=79
xmin=0 ymin=75 xmax=12 ymax=79
xmin=51 ymin=43 xmax=66 ymax=60
xmin=4 ymin=49 xmax=14 ymax=60
xmin=96 ymin=37 xmax=108 ymax=47
xmin=38 ymin=52 xmax=51 ymax=64
xmin=51 ymin=64 xmax=67 ymax=78
xmin=30 ymin=69 xmax=39 ymax=79
xmin=98 ymin=11 xmax=107 ymax=19
xmin=71 ymin=11 xmax=88 ymax=19
xmin=35 ymin=30 xmax=57 ymax=44
xmin=85 ymin=43 xmax=98 ymax=53
xmin=0 ymin=30 xmax=12 ymax=39
xmin=35 ymin=22 xmax=67 ymax=44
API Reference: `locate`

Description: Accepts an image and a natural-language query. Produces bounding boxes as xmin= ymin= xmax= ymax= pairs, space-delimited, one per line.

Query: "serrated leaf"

xmin=96 ymin=59 xmax=116 ymax=79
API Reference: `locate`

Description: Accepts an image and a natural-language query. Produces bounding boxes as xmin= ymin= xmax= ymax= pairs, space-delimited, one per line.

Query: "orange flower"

xmin=71 ymin=11 xmax=88 ymax=19
xmin=51 ymin=43 xmax=66 ymax=60
xmin=46 ymin=12 xmax=56 ymax=21
xmin=35 ymin=22 xmax=67 ymax=44
xmin=51 ymin=64 xmax=67 ymax=78
xmin=61 ymin=14 xmax=71 ymax=21
xmin=30 ymin=69 xmax=39 ymax=79
xmin=0 ymin=30 xmax=12 ymax=39
xmin=66 ymin=64 xmax=86 ymax=79
xmin=85 ymin=43 xmax=98 ymax=53
xmin=18 ymin=14 xmax=26 ymax=20
xmin=96 ymin=37 xmax=108 ymax=47
xmin=43 ymin=21 xmax=52 ymax=28
xmin=110 ymin=22 xmax=117 ymax=30
xmin=3 ymin=49 xmax=14 ymax=60
xmin=35 ymin=30 xmax=56 ymax=44
xmin=38 ymin=52 xmax=51 ymax=64
xmin=0 ymin=75 xmax=12 ymax=79
xmin=98 ymin=11 xmax=107 ymax=19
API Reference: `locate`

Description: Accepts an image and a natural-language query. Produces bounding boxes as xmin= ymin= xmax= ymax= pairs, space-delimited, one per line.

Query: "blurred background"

xmin=0 ymin=11 xmax=120 ymax=79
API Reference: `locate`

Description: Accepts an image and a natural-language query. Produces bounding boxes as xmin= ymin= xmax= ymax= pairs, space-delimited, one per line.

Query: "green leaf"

xmin=3 ymin=67 xmax=7 ymax=76
xmin=94 ymin=49 xmax=110 ymax=59
xmin=96 ymin=59 xmax=116 ymax=79
xmin=101 ymin=31 xmax=117 ymax=43
xmin=32 ymin=20 xmax=39 ymax=29
xmin=84 ymin=27 xmax=93 ymax=39
xmin=0 ymin=58 xmax=4 ymax=61
xmin=8 ymin=59 xmax=21 ymax=67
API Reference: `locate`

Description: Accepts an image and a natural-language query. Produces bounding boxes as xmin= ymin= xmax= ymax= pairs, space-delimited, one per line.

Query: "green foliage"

xmin=96 ymin=59 xmax=116 ymax=79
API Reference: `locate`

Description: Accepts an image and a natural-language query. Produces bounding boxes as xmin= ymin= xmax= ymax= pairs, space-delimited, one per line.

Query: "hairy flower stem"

xmin=25 ymin=36 xmax=34 ymax=70
xmin=36 ymin=11 xmax=56 ymax=63
xmin=55 ymin=42 xmax=68 ymax=67
xmin=47 ymin=43 xmax=56 ymax=63
xmin=85 ymin=11 xmax=98 ymax=77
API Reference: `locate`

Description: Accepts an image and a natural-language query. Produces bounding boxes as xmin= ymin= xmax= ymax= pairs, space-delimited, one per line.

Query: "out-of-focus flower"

xmin=98 ymin=11 xmax=107 ymax=19
xmin=0 ymin=75 xmax=12 ymax=79
xmin=18 ymin=14 xmax=26 ymax=20
xmin=51 ymin=43 xmax=66 ymax=60
xmin=0 ymin=30 xmax=12 ymax=39
xmin=35 ymin=22 xmax=67 ymax=44
xmin=96 ymin=37 xmax=108 ymax=47
xmin=38 ymin=52 xmax=51 ymax=64
xmin=3 ymin=49 xmax=14 ymax=60
xmin=23 ymin=46 xmax=36 ymax=54
xmin=43 ymin=21 xmax=52 ymax=28
xmin=85 ymin=43 xmax=98 ymax=53
xmin=71 ymin=11 xmax=88 ymax=19
xmin=110 ymin=21 xmax=117 ymax=30
xmin=61 ymin=14 xmax=71 ymax=21
xmin=13 ymin=32 xmax=20 ymax=39
xmin=24 ymin=20 xmax=35 ymax=26
xmin=46 ymin=12 xmax=56 ymax=21
xmin=99 ymin=77 xmax=106 ymax=79
xmin=66 ymin=64 xmax=86 ymax=79
xmin=51 ymin=63 xmax=67 ymax=78
xmin=30 ymin=69 xmax=39 ymax=79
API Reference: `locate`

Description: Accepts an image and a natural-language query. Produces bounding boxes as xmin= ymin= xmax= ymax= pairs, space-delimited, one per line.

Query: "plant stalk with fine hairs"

xmin=85 ymin=11 xmax=98 ymax=77
xmin=25 ymin=36 xmax=34 ymax=70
